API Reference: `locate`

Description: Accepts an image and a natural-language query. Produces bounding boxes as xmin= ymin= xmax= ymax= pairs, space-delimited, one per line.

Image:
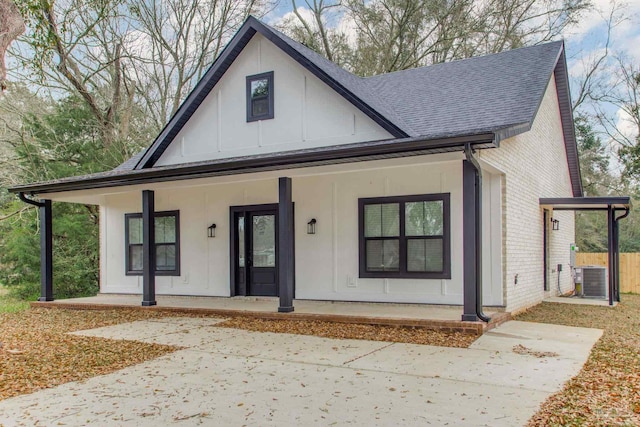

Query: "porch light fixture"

xmin=208 ymin=223 xmax=217 ymax=238
xmin=551 ymin=218 xmax=560 ymax=231
xmin=307 ymin=218 xmax=317 ymax=235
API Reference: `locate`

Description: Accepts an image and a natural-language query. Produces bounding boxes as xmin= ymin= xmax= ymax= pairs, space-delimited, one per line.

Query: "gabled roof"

xmin=9 ymin=16 xmax=582 ymax=196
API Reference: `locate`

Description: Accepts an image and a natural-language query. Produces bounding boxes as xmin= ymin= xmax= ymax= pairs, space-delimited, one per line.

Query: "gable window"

xmin=125 ymin=211 xmax=180 ymax=276
xmin=246 ymin=71 xmax=274 ymax=122
xmin=359 ymin=194 xmax=450 ymax=279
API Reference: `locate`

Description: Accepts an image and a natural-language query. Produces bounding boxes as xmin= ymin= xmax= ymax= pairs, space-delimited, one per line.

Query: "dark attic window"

xmin=246 ymin=71 xmax=274 ymax=122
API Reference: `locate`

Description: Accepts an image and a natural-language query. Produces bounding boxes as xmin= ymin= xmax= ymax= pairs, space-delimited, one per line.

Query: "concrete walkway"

xmin=0 ymin=319 xmax=602 ymax=426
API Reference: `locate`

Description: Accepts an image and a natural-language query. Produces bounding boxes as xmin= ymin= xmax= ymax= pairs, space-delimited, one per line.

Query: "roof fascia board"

xmin=553 ymin=45 xmax=584 ymax=197
xmin=539 ymin=196 xmax=630 ymax=206
xmin=135 ymin=24 xmax=257 ymax=169
xmin=10 ymin=134 xmax=494 ymax=195
xmin=249 ymin=19 xmax=408 ymax=139
xmin=135 ymin=17 xmax=407 ymax=170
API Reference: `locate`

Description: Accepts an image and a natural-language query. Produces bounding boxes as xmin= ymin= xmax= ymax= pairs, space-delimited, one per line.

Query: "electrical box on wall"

xmin=569 ymin=243 xmax=578 ymax=267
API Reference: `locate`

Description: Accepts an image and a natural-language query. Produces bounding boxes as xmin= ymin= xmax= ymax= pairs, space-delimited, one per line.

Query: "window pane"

xmin=364 ymin=203 xmax=399 ymax=237
xmin=381 ymin=204 xmax=399 ymax=236
xmin=405 ymin=201 xmax=443 ymax=236
xmin=366 ymin=239 xmax=399 ymax=272
xmin=253 ymin=214 xmax=275 ymax=267
xmin=407 ymin=239 xmax=443 ymax=272
xmin=238 ymin=216 xmax=245 ymax=268
xmin=155 ymin=216 xmax=176 ymax=244
xmin=129 ymin=245 xmax=143 ymax=271
xmin=252 ymin=98 xmax=269 ymax=116
xmin=156 ymin=245 xmax=176 ymax=271
xmin=251 ymin=78 xmax=269 ymax=98
xmin=128 ymin=217 xmax=142 ymax=244
xmin=364 ymin=204 xmax=381 ymax=237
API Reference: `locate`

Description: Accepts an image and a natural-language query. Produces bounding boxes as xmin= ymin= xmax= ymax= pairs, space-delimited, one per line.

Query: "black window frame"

xmin=246 ymin=71 xmax=274 ymax=122
xmin=125 ymin=210 xmax=181 ymax=276
xmin=358 ymin=193 xmax=451 ymax=279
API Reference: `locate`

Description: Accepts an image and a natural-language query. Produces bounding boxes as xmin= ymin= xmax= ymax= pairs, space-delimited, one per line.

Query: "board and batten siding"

xmin=154 ymin=33 xmax=393 ymax=167
xmin=478 ymin=73 xmax=576 ymax=313
xmin=98 ymin=154 xmax=503 ymax=306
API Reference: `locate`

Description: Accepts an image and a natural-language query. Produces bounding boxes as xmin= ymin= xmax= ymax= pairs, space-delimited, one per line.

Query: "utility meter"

xmin=569 ymin=243 xmax=579 ymax=267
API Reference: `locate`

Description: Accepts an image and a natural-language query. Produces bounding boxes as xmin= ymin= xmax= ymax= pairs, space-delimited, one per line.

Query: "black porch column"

xmin=39 ymin=199 xmax=54 ymax=301
xmin=613 ymin=213 xmax=620 ymax=302
xmin=607 ymin=205 xmax=614 ymax=306
xmin=278 ymin=177 xmax=295 ymax=313
xmin=462 ymin=160 xmax=478 ymax=321
xmin=142 ymin=190 xmax=157 ymax=306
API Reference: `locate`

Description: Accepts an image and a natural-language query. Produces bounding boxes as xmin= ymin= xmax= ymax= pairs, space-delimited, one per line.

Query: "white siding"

xmin=478 ymin=74 xmax=576 ymax=313
xmin=155 ymin=33 xmax=392 ymax=167
xmin=98 ymin=154 xmax=503 ymax=306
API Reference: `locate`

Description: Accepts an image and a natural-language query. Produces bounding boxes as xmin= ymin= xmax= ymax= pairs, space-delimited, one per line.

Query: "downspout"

xmin=614 ymin=207 xmax=630 ymax=302
xmin=464 ymin=144 xmax=491 ymax=322
xmin=18 ymin=192 xmax=45 ymax=208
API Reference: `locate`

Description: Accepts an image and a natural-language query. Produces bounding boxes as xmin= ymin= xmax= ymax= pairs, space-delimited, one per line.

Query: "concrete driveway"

xmin=0 ymin=318 xmax=601 ymax=426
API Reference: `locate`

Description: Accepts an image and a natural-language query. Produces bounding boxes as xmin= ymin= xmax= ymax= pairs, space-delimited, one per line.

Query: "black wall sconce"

xmin=208 ymin=223 xmax=217 ymax=238
xmin=307 ymin=218 xmax=317 ymax=235
xmin=551 ymin=218 xmax=559 ymax=231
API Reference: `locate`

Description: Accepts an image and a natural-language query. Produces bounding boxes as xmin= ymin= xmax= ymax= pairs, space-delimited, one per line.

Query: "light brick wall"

xmin=478 ymin=74 xmax=576 ymax=313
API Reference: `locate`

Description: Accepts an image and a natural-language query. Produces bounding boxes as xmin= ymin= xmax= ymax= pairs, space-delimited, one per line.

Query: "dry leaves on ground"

xmin=517 ymin=294 xmax=640 ymax=427
xmin=218 ymin=317 xmax=476 ymax=348
xmin=0 ymin=308 xmax=191 ymax=400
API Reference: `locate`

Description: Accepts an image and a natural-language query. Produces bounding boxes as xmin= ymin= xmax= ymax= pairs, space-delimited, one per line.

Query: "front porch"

xmin=31 ymin=294 xmax=511 ymax=335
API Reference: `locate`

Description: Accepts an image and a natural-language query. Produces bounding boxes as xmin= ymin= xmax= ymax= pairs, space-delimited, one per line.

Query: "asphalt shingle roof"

xmin=9 ymin=16 xmax=581 ymax=196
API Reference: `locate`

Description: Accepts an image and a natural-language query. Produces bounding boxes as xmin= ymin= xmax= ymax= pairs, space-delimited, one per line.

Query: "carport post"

xmin=607 ymin=205 xmax=614 ymax=306
xmin=39 ymin=199 xmax=53 ymax=301
xmin=142 ymin=190 xmax=157 ymax=306
xmin=278 ymin=177 xmax=294 ymax=313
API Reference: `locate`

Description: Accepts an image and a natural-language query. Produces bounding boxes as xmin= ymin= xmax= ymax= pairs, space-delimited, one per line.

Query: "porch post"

xmin=278 ymin=177 xmax=294 ymax=313
xmin=142 ymin=190 xmax=157 ymax=306
xmin=462 ymin=160 xmax=478 ymax=321
xmin=607 ymin=205 xmax=614 ymax=306
xmin=39 ymin=199 xmax=54 ymax=301
xmin=613 ymin=213 xmax=620 ymax=302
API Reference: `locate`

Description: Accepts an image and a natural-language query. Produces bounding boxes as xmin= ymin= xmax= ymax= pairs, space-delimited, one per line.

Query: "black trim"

xmin=358 ymin=193 xmax=451 ymax=280
xmin=134 ymin=16 xmax=407 ymax=169
xmin=229 ymin=203 xmax=279 ymax=297
xmin=539 ymin=196 xmax=630 ymax=207
xmin=246 ymin=71 xmax=274 ymax=122
xmin=553 ymin=46 xmax=583 ymax=197
xmin=10 ymin=135 xmax=495 ymax=195
xmin=125 ymin=210 xmax=181 ymax=277
xmin=543 ymin=209 xmax=549 ymax=292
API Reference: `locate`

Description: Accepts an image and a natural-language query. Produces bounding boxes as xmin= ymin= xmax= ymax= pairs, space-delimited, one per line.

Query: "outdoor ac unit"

xmin=581 ymin=266 xmax=607 ymax=299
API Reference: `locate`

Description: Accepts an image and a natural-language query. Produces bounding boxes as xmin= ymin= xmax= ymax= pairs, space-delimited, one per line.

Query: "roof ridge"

xmin=365 ymin=40 xmax=565 ymax=80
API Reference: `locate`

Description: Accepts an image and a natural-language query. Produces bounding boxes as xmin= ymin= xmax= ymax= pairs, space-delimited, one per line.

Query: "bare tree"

xmin=10 ymin=0 xmax=271 ymax=149
xmin=283 ymin=0 xmax=591 ymax=76
xmin=0 ymin=0 xmax=24 ymax=93
xmin=126 ymin=0 xmax=268 ymax=131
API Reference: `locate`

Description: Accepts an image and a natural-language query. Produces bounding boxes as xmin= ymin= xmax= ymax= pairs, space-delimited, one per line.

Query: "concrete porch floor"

xmin=31 ymin=294 xmax=510 ymax=335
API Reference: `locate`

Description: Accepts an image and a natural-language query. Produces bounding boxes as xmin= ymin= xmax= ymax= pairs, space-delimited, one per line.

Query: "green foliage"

xmin=0 ymin=94 xmax=124 ymax=300
xmin=574 ymin=114 xmax=640 ymax=253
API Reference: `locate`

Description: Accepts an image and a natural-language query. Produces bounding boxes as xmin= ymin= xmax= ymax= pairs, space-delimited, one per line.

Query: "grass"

xmin=517 ymin=294 xmax=640 ymax=426
xmin=0 ymin=285 xmax=30 ymax=313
